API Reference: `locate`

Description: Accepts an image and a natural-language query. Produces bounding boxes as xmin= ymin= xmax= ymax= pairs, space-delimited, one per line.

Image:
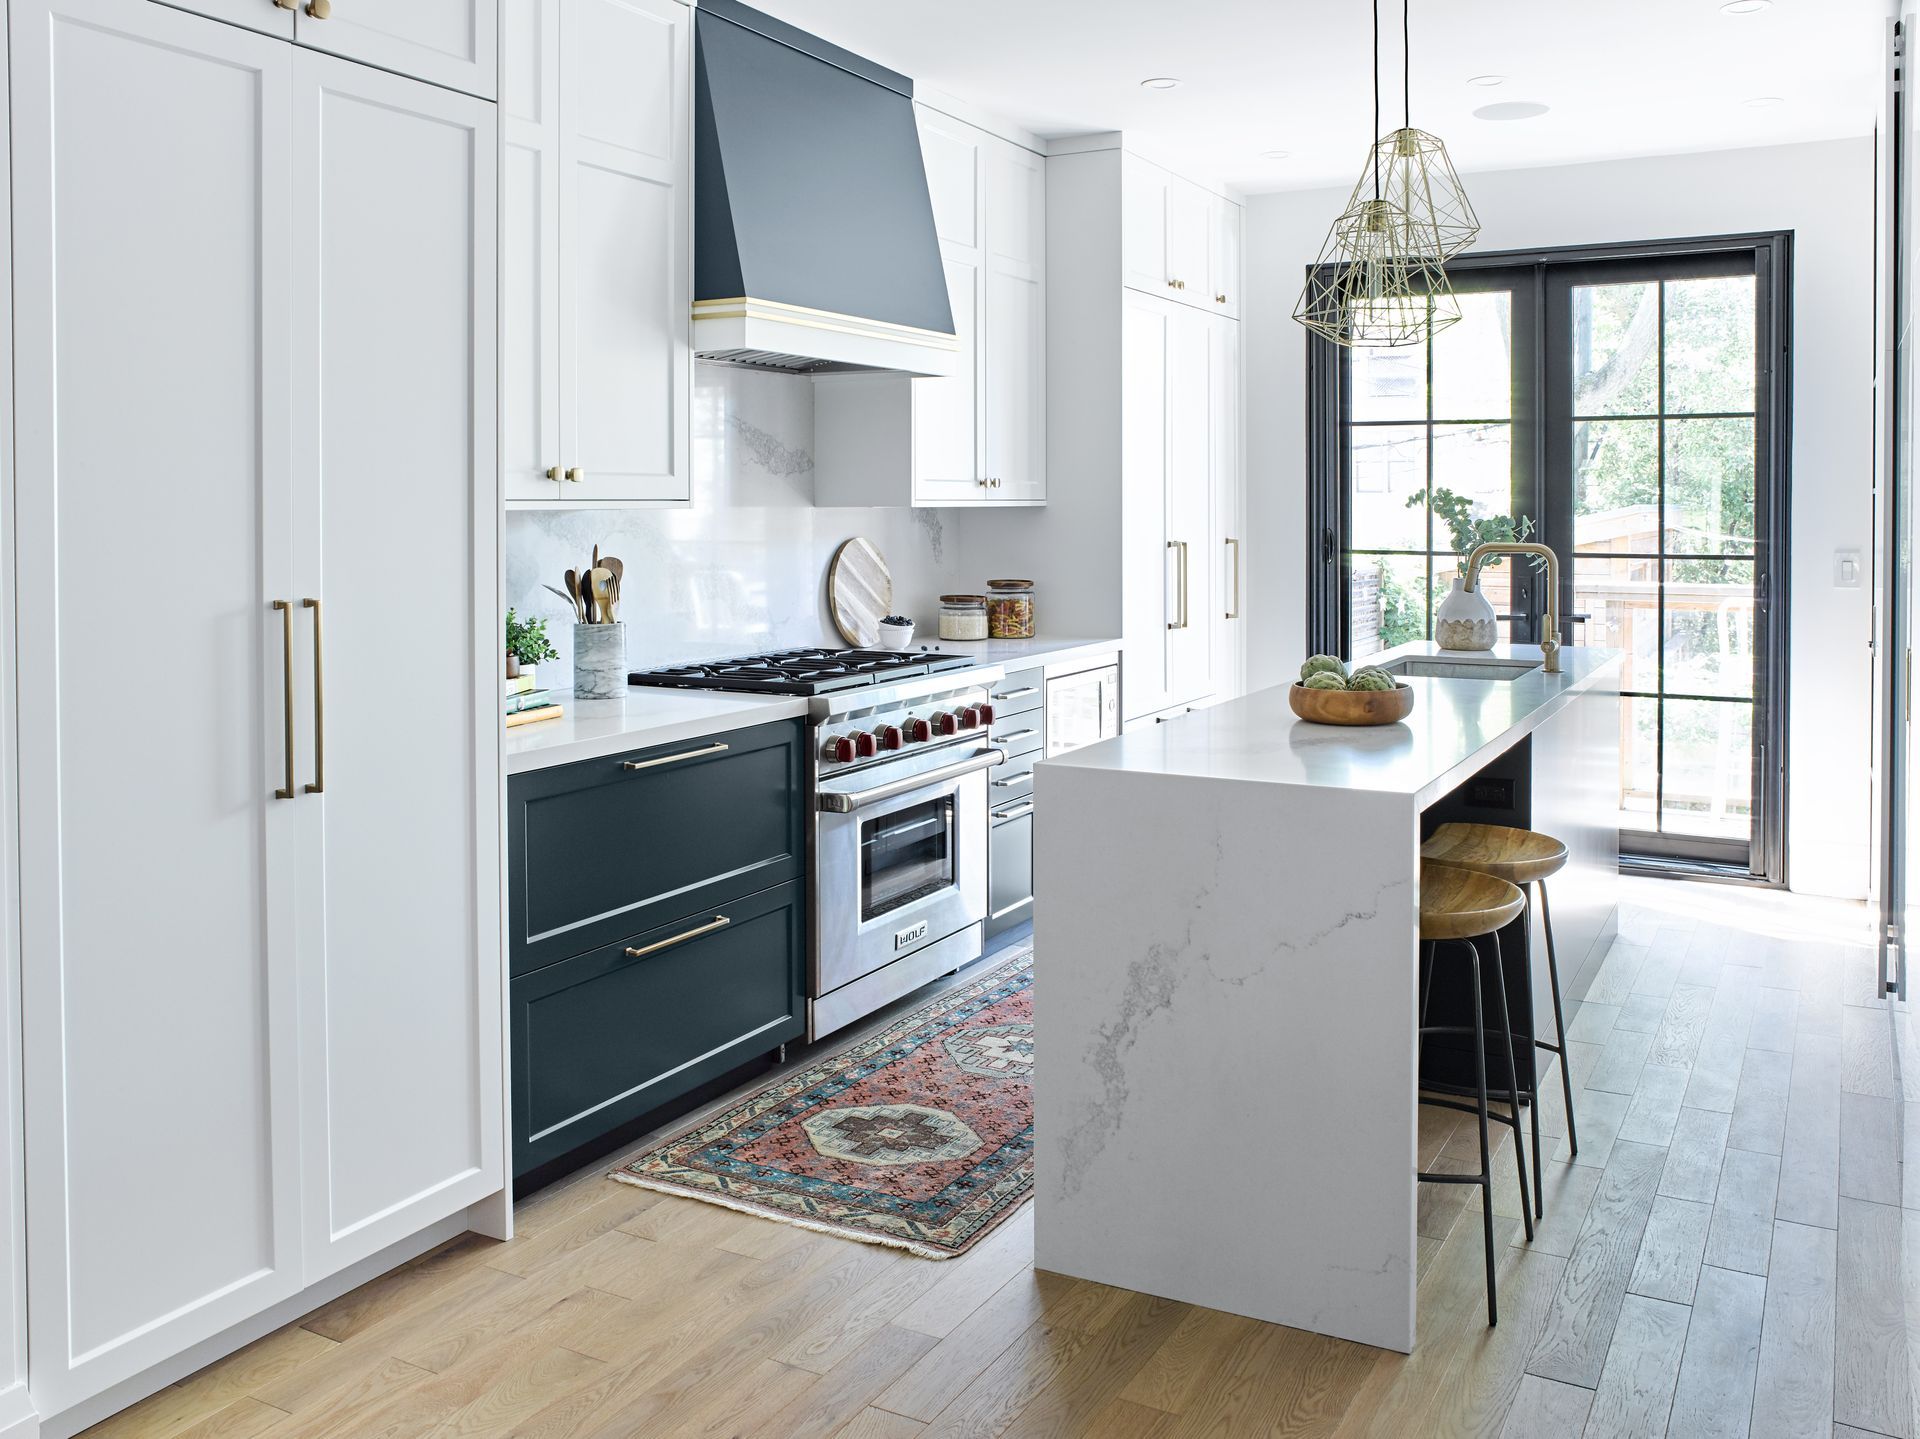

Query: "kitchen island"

xmin=1031 ymin=642 xmax=1622 ymax=1351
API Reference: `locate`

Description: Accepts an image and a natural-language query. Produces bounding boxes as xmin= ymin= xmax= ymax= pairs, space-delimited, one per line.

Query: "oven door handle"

xmin=817 ymin=748 xmax=1008 ymax=813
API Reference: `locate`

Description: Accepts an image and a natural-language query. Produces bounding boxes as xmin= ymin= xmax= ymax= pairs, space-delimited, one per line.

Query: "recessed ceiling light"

xmin=1473 ymin=100 xmax=1551 ymax=121
xmin=1744 ymin=94 xmax=1786 ymax=107
xmin=1467 ymin=74 xmax=1506 ymax=87
xmin=1139 ymin=77 xmax=1180 ymax=90
xmin=1260 ymin=149 xmax=1293 ymax=160
xmin=1720 ymin=0 xmax=1771 ymax=13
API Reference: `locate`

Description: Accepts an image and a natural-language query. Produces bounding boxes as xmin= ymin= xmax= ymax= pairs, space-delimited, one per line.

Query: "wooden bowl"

xmin=1288 ymin=681 xmax=1416 ymax=726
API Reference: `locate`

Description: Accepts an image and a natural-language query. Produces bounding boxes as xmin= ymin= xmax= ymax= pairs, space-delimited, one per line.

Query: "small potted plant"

xmin=505 ymin=608 xmax=558 ymax=684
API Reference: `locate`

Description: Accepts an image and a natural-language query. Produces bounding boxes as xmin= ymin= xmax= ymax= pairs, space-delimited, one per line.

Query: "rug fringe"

xmin=609 ymin=1168 xmax=1003 ymax=1259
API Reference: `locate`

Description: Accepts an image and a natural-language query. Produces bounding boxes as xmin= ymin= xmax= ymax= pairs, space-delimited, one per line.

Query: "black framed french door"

xmin=1308 ymin=234 xmax=1791 ymax=883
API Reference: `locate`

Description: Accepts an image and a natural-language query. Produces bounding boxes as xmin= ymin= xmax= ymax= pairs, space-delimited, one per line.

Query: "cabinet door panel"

xmin=503 ymin=0 xmax=561 ymax=501
xmin=1210 ymin=195 xmax=1243 ymax=318
xmin=1165 ymin=307 xmax=1214 ymax=707
xmin=1121 ymin=153 xmax=1169 ymax=295
xmin=914 ymin=253 xmax=981 ymax=499
xmin=293 ymin=51 xmax=502 ymax=1276
xmin=294 ymin=0 xmax=496 ymax=100
xmin=151 ymin=0 xmax=293 ymax=38
xmin=1210 ymin=317 xmax=1244 ymax=699
xmin=1167 ymin=178 xmax=1211 ymax=304
xmin=560 ymin=0 xmax=690 ymax=503
xmin=13 ymin=0 xmax=302 ymax=1410
xmin=984 ymin=138 xmax=1044 ymax=503
xmin=1122 ymin=294 xmax=1171 ymax=718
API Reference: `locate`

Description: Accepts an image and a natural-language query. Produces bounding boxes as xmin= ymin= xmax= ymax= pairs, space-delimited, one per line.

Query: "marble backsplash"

xmin=506 ymin=363 xmax=966 ymax=677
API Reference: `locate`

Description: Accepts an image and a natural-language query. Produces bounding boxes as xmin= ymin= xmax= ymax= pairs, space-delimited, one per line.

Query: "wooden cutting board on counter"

xmin=827 ymin=537 xmax=891 ymax=647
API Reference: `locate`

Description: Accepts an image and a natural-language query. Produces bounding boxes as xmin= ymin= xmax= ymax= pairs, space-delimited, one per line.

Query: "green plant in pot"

xmin=505 ymin=607 xmax=558 ymax=681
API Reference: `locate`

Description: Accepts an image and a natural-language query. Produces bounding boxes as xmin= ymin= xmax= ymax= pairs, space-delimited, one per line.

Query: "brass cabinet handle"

xmin=545 ymin=466 xmax=561 ymax=482
xmin=1166 ymin=540 xmax=1189 ymax=630
xmin=273 ymin=601 xmax=296 ymax=799
xmin=1225 ymin=537 xmax=1241 ymax=620
xmin=991 ymin=686 xmax=1039 ymax=701
xmin=302 ymin=598 xmax=325 ymax=794
xmin=991 ymin=727 xmax=1038 ymax=744
xmin=621 ymin=741 xmax=728 ymax=772
xmin=304 ymin=0 xmax=331 ymax=16
xmin=991 ymin=801 xmax=1035 ymax=822
xmin=626 ymin=915 xmax=730 ymax=959
xmin=565 ymin=467 xmax=583 ymax=483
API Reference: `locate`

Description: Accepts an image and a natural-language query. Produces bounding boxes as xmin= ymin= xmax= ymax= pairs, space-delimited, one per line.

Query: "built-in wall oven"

xmin=809 ymin=669 xmax=1006 ymax=1038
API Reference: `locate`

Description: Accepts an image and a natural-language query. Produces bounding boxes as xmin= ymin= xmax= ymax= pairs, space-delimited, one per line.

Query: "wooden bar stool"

xmin=1422 ymin=822 xmax=1576 ymax=1223
xmin=1418 ymin=862 xmax=1531 ymax=1327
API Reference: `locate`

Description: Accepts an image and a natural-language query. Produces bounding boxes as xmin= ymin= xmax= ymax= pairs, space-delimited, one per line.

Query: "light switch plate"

xmin=1835 ymin=548 xmax=1863 ymax=588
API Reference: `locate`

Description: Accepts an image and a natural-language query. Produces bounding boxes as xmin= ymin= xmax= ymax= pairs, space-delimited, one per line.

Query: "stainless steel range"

xmin=630 ymin=648 xmax=1007 ymax=1038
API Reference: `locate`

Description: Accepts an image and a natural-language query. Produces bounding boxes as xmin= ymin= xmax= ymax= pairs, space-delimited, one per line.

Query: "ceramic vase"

xmin=1434 ymin=578 xmax=1497 ymax=651
xmin=573 ymin=623 xmax=626 ymax=699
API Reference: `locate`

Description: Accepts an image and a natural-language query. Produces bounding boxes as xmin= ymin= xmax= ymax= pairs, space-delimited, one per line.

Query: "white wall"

xmin=1245 ymin=138 xmax=1876 ymax=898
xmin=507 ymin=363 xmax=968 ymax=674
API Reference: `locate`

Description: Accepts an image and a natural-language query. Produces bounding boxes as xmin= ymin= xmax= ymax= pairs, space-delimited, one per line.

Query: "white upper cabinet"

xmin=814 ymin=106 xmax=1045 ymax=507
xmin=505 ymin=0 xmax=691 ymax=506
xmin=12 ymin=0 xmax=305 ymax=1411
xmin=1120 ymin=152 xmax=1243 ymax=319
xmin=155 ymin=0 xmax=497 ymax=97
xmin=291 ymin=50 xmax=502 ymax=1276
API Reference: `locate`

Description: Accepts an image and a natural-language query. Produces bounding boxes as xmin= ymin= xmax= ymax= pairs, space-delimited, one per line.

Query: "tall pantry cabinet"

xmin=7 ymin=0 xmax=503 ymax=1424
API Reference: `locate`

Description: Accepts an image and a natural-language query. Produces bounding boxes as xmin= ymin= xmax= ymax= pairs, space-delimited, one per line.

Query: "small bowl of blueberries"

xmin=876 ymin=615 xmax=915 ymax=649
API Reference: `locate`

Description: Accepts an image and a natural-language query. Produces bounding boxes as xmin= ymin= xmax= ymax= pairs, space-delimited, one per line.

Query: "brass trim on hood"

xmin=692 ymin=295 xmax=959 ymax=349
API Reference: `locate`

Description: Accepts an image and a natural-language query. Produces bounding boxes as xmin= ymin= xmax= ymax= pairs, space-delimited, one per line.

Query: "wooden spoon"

xmin=563 ymin=569 xmax=586 ymax=623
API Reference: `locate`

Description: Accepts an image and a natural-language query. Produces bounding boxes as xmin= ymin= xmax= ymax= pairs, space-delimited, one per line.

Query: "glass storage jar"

xmin=986 ymin=579 xmax=1035 ymax=639
xmin=938 ymin=595 xmax=989 ymax=641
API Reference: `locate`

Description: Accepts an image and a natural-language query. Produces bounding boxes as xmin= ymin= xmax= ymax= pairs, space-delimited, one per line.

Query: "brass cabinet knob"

xmin=273 ymin=0 xmax=297 ymax=8
xmin=545 ymin=465 xmax=561 ymax=481
xmin=1215 ymin=292 xmax=1228 ymax=304
xmin=565 ymin=467 xmax=583 ymax=483
xmin=305 ymin=0 xmax=331 ymax=17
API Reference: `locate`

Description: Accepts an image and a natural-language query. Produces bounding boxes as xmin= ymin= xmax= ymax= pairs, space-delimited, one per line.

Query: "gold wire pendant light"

xmin=1294 ymin=0 xmax=1474 ymax=348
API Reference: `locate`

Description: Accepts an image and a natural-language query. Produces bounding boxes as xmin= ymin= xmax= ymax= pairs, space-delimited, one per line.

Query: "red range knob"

xmin=853 ymin=730 xmax=878 ymax=759
xmin=903 ymin=717 xmax=931 ymax=743
xmin=823 ymin=735 xmax=855 ymax=763
xmin=934 ymin=711 xmax=959 ymax=736
xmin=875 ymin=724 xmax=903 ymax=750
xmin=959 ymin=708 xmax=981 ymax=730
xmin=975 ymin=702 xmax=995 ymax=725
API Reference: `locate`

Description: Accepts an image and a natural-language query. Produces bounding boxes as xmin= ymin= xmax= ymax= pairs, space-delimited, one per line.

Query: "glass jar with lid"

xmin=986 ymin=579 xmax=1036 ymax=639
xmin=938 ymin=594 xmax=989 ymax=641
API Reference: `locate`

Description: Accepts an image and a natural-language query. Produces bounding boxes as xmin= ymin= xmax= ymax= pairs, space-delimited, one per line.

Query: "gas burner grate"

xmin=628 ymin=646 xmax=977 ymax=696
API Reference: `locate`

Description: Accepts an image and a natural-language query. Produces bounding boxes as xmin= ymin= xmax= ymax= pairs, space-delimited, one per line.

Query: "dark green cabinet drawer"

xmin=512 ymin=879 xmax=805 ymax=1175
xmin=509 ymin=720 xmax=803 ymax=976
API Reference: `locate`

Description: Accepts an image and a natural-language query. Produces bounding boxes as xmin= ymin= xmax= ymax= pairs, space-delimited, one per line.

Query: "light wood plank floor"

xmin=87 ymin=879 xmax=1913 ymax=1438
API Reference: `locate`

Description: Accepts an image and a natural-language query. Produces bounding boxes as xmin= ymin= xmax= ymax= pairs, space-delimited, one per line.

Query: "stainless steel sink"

xmin=1381 ymin=657 xmax=1542 ymax=681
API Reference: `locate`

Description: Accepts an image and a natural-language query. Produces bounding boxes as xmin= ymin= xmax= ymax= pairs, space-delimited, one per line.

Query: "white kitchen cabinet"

xmin=506 ymin=0 xmax=690 ymax=506
xmin=292 ymin=50 xmax=502 ymax=1276
xmin=11 ymin=0 xmax=502 ymax=1419
xmin=814 ymin=108 xmax=1044 ymax=507
xmin=1122 ymin=290 xmax=1215 ymax=719
xmin=1211 ymin=315 xmax=1245 ymax=698
xmin=1120 ymin=152 xmax=1243 ymax=318
xmin=152 ymin=0 xmax=496 ymax=96
xmin=295 ymin=0 xmax=497 ymax=100
xmin=11 ymin=0 xmax=305 ymax=1412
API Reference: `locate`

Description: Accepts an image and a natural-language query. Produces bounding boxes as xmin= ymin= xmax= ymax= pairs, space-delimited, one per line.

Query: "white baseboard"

xmin=0 ymin=1382 xmax=38 ymax=1438
xmin=36 ymin=1212 xmax=493 ymax=1439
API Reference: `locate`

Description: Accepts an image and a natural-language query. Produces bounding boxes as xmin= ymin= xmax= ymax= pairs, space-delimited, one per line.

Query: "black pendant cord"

xmin=1403 ymin=0 xmax=1412 ymax=130
xmin=1371 ymin=0 xmax=1381 ymax=199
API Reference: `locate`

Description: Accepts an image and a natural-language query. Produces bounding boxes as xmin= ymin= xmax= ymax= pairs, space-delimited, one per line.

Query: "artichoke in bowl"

xmin=1301 ymin=671 xmax=1348 ymax=692
xmin=1300 ymin=654 xmax=1347 ymax=683
xmin=1346 ymin=668 xmax=1396 ymax=692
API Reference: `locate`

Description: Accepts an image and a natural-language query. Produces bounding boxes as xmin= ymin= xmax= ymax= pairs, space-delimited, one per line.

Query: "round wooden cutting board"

xmin=828 ymin=537 xmax=892 ymax=647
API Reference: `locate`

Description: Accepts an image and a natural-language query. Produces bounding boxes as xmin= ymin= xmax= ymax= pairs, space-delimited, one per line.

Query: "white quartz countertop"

xmin=505 ymin=689 xmax=808 ymax=775
xmin=1044 ymin=642 xmax=1621 ymax=807
xmin=913 ymin=635 xmax=1121 ymax=675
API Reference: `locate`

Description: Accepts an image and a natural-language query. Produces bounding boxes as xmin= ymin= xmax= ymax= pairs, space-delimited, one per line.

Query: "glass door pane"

xmin=1566 ymin=269 xmax=1760 ymax=866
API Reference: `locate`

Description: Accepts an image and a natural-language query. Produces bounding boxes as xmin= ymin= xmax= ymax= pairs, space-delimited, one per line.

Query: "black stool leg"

xmin=1540 ymin=880 xmax=1578 ymax=1160
xmin=1461 ymin=939 xmax=1498 ymax=1327
xmin=1481 ymin=932 xmax=1533 ymax=1244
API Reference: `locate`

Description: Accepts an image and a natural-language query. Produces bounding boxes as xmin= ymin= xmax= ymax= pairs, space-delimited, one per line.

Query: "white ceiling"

xmin=743 ymin=0 xmax=1888 ymax=193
